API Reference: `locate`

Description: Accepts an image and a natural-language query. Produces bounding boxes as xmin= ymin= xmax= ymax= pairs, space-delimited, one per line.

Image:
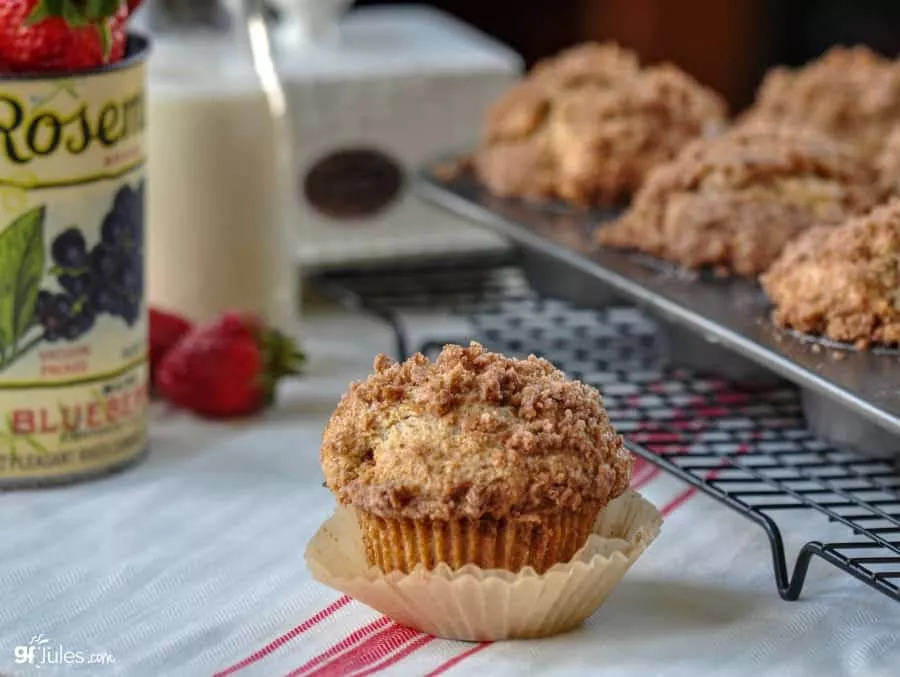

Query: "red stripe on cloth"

xmin=631 ymin=456 xmax=652 ymax=480
xmin=629 ymin=460 xmax=653 ymax=487
xmin=352 ymin=634 xmax=437 ymax=677
xmin=304 ymin=624 xmax=423 ymax=677
xmin=285 ymin=617 xmax=392 ymax=677
xmin=632 ymin=466 xmax=661 ymax=490
xmin=660 ymin=464 xmax=728 ymax=516
xmin=423 ymin=643 xmax=493 ymax=677
xmin=660 ymin=486 xmax=700 ymax=516
xmin=659 ymin=445 xmax=748 ymax=517
xmin=213 ymin=596 xmax=351 ymax=677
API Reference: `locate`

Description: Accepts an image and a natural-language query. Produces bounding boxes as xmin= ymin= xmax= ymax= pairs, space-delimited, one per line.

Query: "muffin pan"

xmin=416 ymin=163 xmax=900 ymax=457
xmin=660 ymin=322 xmax=784 ymax=386
xmin=521 ymin=249 xmax=619 ymax=310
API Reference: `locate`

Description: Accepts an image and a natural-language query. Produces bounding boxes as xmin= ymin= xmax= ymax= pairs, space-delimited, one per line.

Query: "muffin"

xmin=320 ymin=342 xmax=633 ymax=574
xmin=875 ymin=125 xmax=900 ymax=196
xmin=528 ymin=41 xmax=640 ymax=88
xmin=595 ymin=124 xmax=884 ymax=277
xmin=761 ymin=199 xmax=900 ymax=349
xmin=740 ymin=46 xmax=900 ymax=160
xmin=474 ymin=42 xmax=726 ymax=206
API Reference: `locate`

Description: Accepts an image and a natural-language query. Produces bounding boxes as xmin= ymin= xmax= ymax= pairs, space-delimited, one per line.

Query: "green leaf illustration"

xmin=0 ymin=206 xmax=46 ymax=357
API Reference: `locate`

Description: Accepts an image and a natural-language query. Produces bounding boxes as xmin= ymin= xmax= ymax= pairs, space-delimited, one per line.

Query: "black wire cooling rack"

xmin=312 ymin=254 xmax=900 ymax=604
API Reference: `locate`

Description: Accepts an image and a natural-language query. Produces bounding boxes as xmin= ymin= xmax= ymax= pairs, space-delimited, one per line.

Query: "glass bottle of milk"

xmin=138 ymin=0 xmax=298 ymax=326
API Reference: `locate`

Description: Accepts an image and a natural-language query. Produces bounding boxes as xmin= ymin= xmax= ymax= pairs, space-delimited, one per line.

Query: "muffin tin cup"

xmin=306 ymin=490 xmax=662 ymax=642
xmin=781 ymin=332 xmax=900 ymax=458
xmin=660 ymin=321 xmax=784 ymax=385
xmin=521 ymin=250 xmax=622 ymax=308
xmin=801 ymin=389 xmax=900 ymax=458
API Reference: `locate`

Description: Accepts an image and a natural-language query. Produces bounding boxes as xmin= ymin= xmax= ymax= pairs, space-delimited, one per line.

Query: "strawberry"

xmin=149 ymin=307 xmax=193 ymax=386
xmin=155 ymin=312 xmax=305 ymax=418
xmin=0 ymin=0 xmax=129 ymax=74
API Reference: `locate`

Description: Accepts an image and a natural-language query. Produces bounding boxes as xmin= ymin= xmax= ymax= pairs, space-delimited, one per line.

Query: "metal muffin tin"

xmin=508 ymin=201 xmax=623 ymax=308
xmin=660 ymin=322 xmax=784 ymax=385
xmin=416 ymin=165 xmax=900 ymax=458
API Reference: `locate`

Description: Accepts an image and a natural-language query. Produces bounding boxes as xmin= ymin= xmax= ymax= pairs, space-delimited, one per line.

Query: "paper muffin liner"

xmin=305 ymin=490 xmax=662 ymax=641
xmin=355 ymin=503 xmax=602 ymax=574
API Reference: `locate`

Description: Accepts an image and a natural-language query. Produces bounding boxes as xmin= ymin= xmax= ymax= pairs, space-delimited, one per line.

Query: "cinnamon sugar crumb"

xmin=741 ymin=46 xmax=900 ymax=160
xmin=876 ymin=126 xmax=900 ymax=197
xmin=761 ymin=199 xmax=900 ymax=348
xmin=320 ymin=342 xmax=633 ymax=521
xmin=474 ymin=42 xmax=726 ymax=206
xmin=596 ymin=123 xmax=883 ymax=277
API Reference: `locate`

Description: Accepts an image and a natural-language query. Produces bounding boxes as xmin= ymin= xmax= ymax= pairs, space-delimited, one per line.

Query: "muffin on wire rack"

xmin=740 ymin=45 xmax=900 ymax=161
xmin=595 ymin=124 xmax=884 ymax=277
xmin=474 ymin=42 xmax=726 ymax=206
xmin=308 ymin=342 xmax=660 ymax=641
xmin=761 ymin=199 xmax=900 ymax=349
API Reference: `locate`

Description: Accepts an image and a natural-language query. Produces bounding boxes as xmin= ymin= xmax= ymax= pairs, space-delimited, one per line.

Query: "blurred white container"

xmin=141 ymin=0 xmax=297 ymax=326
xmin=271 ymin=3 xmax=523 ymax=270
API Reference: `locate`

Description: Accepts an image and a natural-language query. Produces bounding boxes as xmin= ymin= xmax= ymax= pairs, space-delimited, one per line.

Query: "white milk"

xmin=147 ymin=38 xmax=291 ymax=324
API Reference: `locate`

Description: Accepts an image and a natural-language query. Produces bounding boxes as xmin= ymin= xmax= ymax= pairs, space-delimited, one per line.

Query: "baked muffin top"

xmin=761 ymin=199 xmax=900 ymax=348
xmin=876 ymin=125 xmax=900 ymax=196
xmin=320 ymin=342 xmax=632 ymax=521
xmin=741 ymin=45 xmax=900 ymax=159
xmin=480 ymin=43 xmax=639 ymax=147
xmin=595 ymin=124 xmax=883 ymax=276
xmin=474 ymin=42 xmax=726 ymax=206
xmin=528 ymin=41 xmax=640 ymax=93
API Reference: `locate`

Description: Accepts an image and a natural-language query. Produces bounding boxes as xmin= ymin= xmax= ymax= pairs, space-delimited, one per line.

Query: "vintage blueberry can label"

xmin=0 ymin=38 xmax=150 ymax=487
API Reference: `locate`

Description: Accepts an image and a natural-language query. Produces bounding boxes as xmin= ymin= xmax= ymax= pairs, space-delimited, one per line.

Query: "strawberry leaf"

xmin=62 ymin=2 xmax=89 ymax=26
xmin=258 ymin=328 xmax=305 ymax=406
xmin=26 ymin=0 xmax=65 ymax=24
xmin=93 ymin=0 xmax=123 ymax=18
xmin=97 ymin=22 xmax=112 ymax=61
xmin=85 ymin=0 xmax=106 ymax=18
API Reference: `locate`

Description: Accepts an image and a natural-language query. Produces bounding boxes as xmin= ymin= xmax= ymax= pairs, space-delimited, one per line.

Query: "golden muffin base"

xmin=356 ymin=504 xmax=602 ymax=575
xmin=305 ymin=490 xmax=662 ymax=641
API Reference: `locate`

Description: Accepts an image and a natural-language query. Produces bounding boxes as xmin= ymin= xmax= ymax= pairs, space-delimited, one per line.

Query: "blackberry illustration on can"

xmin=0 ymin=36 xmax=150 ymax=488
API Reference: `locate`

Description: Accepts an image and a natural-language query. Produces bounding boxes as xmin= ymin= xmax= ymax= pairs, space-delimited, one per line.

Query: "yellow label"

xmin=0 ymin=53 xmax=148 ymax=485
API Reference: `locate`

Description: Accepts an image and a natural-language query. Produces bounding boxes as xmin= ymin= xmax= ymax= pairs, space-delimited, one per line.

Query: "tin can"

xmin=0 ymin=37 xmax=150 ymax=488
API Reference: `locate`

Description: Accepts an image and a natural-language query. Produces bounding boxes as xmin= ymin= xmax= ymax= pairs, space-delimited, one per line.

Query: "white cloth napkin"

xmin=0 ymin=310 xmax=897 ymax=677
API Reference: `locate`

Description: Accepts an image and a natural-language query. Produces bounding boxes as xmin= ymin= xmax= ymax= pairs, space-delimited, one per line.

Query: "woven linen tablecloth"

xmin=1 ymin=308 xmax=898 ymax=677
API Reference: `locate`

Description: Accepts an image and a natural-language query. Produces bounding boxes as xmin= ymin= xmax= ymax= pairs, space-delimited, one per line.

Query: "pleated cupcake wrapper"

xmin=356 ymin=503 xmax=601 ymax=574
xmin=305 ymin=490 xmax=662 ymax=641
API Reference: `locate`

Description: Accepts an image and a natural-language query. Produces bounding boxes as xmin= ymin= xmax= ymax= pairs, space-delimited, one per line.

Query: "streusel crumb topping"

xmin=320 ymin=343 xmax=632 ymax=521
xmin=474 ymin=42 xmax=726 ymax=206
xmin=876 ymin=125 xmax=900 ymax=197
xmin=595 ymin=124 xmax=883 ymax=276
xmin=761 ymin=199 xmax=900 ymax=348
xmin=741 ymin=45 xmax=900 ymax=159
